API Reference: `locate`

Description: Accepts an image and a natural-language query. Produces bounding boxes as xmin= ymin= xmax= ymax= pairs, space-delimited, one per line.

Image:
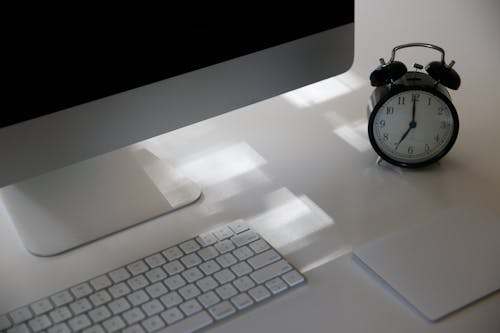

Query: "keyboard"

xmin=0 ymin=220 xmax=305 ymax=333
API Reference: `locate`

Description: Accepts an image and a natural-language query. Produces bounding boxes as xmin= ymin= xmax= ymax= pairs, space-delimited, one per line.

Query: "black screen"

xmin=1 ymin=4 xmax=354 ymax=128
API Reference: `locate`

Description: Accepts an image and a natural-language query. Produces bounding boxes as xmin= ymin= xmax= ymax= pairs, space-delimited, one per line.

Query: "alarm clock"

xmin=367 ymin=43 xmax=461 ymax=168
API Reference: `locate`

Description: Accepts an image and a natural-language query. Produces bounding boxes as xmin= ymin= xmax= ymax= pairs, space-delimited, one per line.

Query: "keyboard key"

xmin=108 ymin=297 xmax=131 ymax=315
xmin=162 ymin=246 xmax=183 ymax=261
xmin=49 ymin=322 xmax=71 ymax=333
xmin=141 ymin=315 xmax=165 ymax=333
xmin=71 ymin=282 xmax=93 ymax=298
xmin=282 ymin=270 xmax=305 ymax=287
xmin=69 ymin=298 xmax=92 ymax=315
xmin=88 ymin=306 xmax=111 ymax=323
xmin=145 ymin=282 xmax=168 ymax=299
xmin=28 ymin=314 xmax=52 ymax=332
xmin=161 ymin=307 xmax=184 ymax=325
xmin=248 ymin=285 xmax=271 ymax=302
xmin=109 ymin=268 xmax=131 ymax=283
xmin=179 ymin=240 xmax=200 ymax=254
xmin=180 ymin=253 xmax=202 ymax=268
xmin=68 ymin=314 xmax=92 ymax=331
xmin=213 ymin=269 xmax=235 ymax=285
xmin=164 ymin=260 xmax=185 ymax=275
xmin=247 ymin=249 xmax=281 ymax=269
xmin=30 ymin=299 xmax=53 ymax=315
xmin=265 ymin=277 xmax=288 ymax=294
xmin=89 ymin=290 xmax=112 ymax=307
xmin=199 ymin=260 xmax=221 ymax=276
xmin=214 ymin=240 xmax=235 ymax=254
xmin=145 ymin=267 xmax=167 ymax=283
xmin=127 ymin=290 xmax=150 ymax=306
xmin=216 ymin=253 xmax=237 ymax=268
xmin=127 ymin=274 xmax=150 ymax=291
xmin=50 ymin=291 xmax=74 ymax=307
xmin=208 ymin=301 xmax=236 ymax=320
xmin=164 ymin=275 xmax=187 ymax=290
xmin=215 ymin=284 xmax=238 ymax=300
xmin=230 ymin=293 xmax=254 ymax=310
xmin=213 ymin=226 xmax=234 ymax=240
xmin=7 ymin=323 xmax=30 ymax=333
xmin=123 ymin=324 xmax=146 ymax=333
xmin=196 ymin=233 xmax=217 ymax=247
xmin=127 ymin=260 xmax=149 ymax=276
xmin=178 ymin=284 xmax=201 ymax=300
xmin=49 ymin=306 xmax=72 ymax=323
xmin=250 ymin=260 xmax=292 ymax=284
xmin=141 ymin=299 xmax=164 ymax=316
xmin=196 ymin=276 xmax=218 ymax=293
xmin=179 ymin=299 xmax=202 ymax=316
xmin=182 ymin=267 xmax=204 ymax=283
xmin=232 ymin=245 xmax=254 ymax=261
xmin=122 ymin=307 xmax=146 ymax=325
xmin=197 ymin=246 xmax=218 ymax=261
xmin=230 ymin=261 xmax=252 ymax=277
xmin=231 ymin=230 xmax=259 ymax=247
xmin=228 ymin=219 xmax=249 ymax=234
xmin=161 ymin=310 xmax=213 ymax=333
xmin=160 ymin=291 xmax=183 ymax=308
xmin=9 ymin=307 xmax=33 ymax=324
xmin=197 ymin=291 xmax=220 ymax=308
xmin=108 ymin=282 xmax=131 ymax=298
xmin=233 ymin=276 xmax=256 ymax=292
xmin=249 ymin=239 xmax=271 ymax=253
xmin=102 ymin=316 xmax=126 ymax=333
xmin=90 ymin=275 xmax=113 ymax=291
xmin=144 ymin=253 xmax=166 ymax=268
xmin=82 ymin=324 xmax=105 ymax=333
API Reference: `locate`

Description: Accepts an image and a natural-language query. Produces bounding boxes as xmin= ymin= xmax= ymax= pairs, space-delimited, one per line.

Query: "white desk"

xmin=2 ymin=0 xmax=500 ymax=331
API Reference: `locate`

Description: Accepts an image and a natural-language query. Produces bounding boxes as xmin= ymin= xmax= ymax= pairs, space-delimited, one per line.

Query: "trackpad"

xmin=353 ymin=205 xmax=500 ymax=321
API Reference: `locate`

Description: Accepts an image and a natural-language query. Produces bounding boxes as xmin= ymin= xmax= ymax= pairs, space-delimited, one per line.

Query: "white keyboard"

xmin=0 ymin=220 xmax=305 ymax=333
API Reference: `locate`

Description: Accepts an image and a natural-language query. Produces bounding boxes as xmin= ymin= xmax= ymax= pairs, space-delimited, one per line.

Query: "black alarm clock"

xmin=367 ymin=43 xmax=461 ymax=168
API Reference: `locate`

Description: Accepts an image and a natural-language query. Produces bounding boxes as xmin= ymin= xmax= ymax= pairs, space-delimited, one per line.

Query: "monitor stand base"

xmin=0 ymin=147 xmax=201 ymax=256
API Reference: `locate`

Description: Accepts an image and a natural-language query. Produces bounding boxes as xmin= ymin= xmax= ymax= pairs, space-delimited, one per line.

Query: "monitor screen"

xmin=2 ymin=4 xmax=353 ymax=128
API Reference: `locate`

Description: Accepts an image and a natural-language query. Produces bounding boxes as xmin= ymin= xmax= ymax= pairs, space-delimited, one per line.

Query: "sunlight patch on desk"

xmin=173 ymin=142 xmax=270 ymax=214
xmin=281 ymin=71 xmax=364 ymax=108
xmin=176 ymin=142 xmax=267 ymax=187
xmin=248 ymin=188 xmax=334 ymax=254
xmin=333 ymin=122 xmax=371 ymax=152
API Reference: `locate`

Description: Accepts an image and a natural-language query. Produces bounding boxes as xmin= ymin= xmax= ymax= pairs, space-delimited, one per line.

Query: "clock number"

xmin=378 ymin=120 xmax=386 ymax=127
xmin=440 ymin=121 xmax=448 ymax=129
xmin=408 ymin=146 xmax=414 ymax=154
xmin=398 ymin=96 xmax=405 ymax=105
xmin=386 ymin=106 xmax=394 ymax=115
xmin=383 ymin=133 xmax=389 ymax=141
xmin=427 ymin=97 xmax=432 ymax=106
xmin=425 ymin=144 xmax=431 ymax=153
xmin=435 ymin=134 xmax=440 ymax=143
xmin=412 ymin=93 xmax=420 ymax=102
xmin=438 ymin=107 xmax=445 ymax=115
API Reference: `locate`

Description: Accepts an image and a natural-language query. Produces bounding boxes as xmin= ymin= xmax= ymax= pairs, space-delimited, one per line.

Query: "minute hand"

xmin=395 ymin=98 xmax=417 ymax=150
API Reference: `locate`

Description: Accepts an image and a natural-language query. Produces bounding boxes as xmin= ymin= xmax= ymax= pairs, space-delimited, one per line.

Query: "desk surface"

xmin=2 ymin=0 xmax=500 ymax=332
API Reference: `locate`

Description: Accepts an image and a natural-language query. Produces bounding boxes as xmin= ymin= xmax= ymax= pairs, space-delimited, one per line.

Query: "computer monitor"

xmin=0 ymin=4 xmax=354 ymax=256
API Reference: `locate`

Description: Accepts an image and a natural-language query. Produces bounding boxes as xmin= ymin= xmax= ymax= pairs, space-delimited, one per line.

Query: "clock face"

xmin=369 ymin=89 xmax=458 ymax=166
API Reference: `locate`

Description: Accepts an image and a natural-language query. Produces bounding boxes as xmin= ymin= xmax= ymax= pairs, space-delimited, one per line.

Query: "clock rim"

xmin=368 ymin=84 xmax=459 ymax=168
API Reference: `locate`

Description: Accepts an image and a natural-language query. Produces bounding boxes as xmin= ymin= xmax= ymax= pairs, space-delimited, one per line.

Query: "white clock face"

xmin=371 ymin=90 xmax=456 ymax=165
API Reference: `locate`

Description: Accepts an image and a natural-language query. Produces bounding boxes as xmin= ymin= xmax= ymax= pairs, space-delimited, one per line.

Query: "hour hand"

xmin=395 ymin=127 xmax=412 ymax=149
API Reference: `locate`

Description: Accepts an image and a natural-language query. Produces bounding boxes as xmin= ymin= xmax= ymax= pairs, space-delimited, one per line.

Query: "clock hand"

xmin=395 ymin=98 xmax=417 ymax=150
xmin=395 ymin=126 xmax=412 ymax=149
xmin=411 ymin=95 xmax=416 ymax=123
